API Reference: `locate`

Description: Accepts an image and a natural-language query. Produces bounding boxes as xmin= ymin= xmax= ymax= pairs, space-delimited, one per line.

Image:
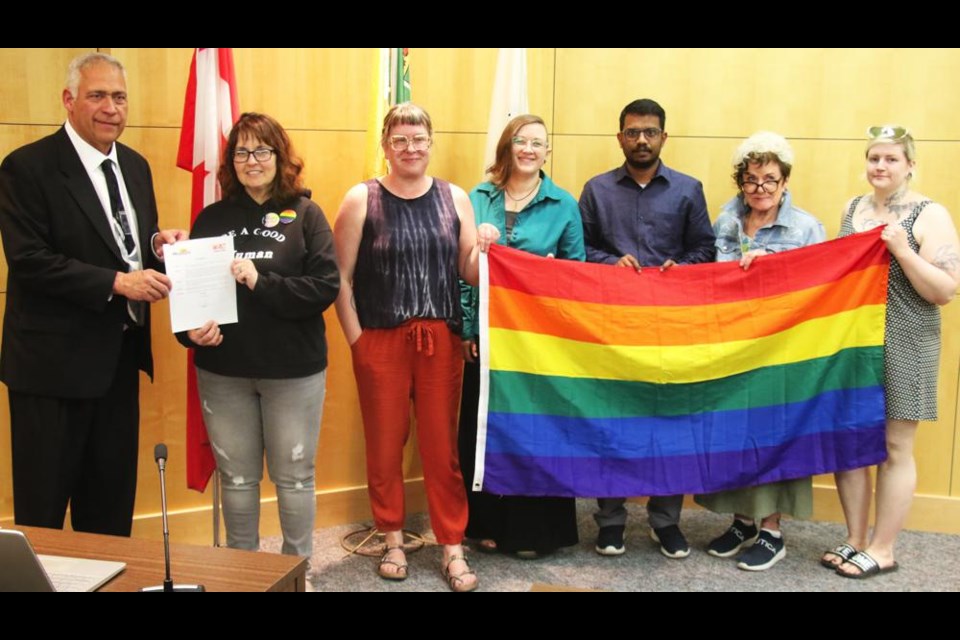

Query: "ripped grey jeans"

xmin=197 ymin=368 xmax=326 ymax=557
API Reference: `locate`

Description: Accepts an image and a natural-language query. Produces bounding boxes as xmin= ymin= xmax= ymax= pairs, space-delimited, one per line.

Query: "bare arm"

xmin=333 ymin=183 xmax=368 ymax=345
xmin=453 ymin=184 xmax=482 ymax=286
xmin=891 ymin=202 xmax=960 ymax=305
xmin=836 ymin=198 xmax=857 ymax=236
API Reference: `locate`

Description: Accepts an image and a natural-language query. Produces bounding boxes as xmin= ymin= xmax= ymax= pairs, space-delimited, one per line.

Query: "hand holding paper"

xmin=165 ymin=236 xmax=238 ymax=333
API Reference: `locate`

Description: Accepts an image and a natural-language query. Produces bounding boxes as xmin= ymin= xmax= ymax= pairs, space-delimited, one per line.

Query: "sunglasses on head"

xmin=866 ymin=125 xmax=909 ymax=141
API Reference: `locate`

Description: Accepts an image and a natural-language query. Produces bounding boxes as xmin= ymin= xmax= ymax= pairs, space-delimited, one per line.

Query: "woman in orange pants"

xmin=334 ymin=102 xmax=498 ymax=592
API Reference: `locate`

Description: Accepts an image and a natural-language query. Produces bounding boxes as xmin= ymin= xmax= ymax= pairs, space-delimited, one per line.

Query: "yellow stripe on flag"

xmin=488 ymin=304 xmax=885 ymax=384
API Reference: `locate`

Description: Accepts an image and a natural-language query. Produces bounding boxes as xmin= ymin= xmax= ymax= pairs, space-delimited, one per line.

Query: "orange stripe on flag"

xmin=489 ymin=263 xmax=888 ymax=347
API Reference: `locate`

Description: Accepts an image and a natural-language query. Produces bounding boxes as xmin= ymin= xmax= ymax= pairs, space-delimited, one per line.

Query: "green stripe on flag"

xmin=489 ymin=346 xmax=883 ymax=419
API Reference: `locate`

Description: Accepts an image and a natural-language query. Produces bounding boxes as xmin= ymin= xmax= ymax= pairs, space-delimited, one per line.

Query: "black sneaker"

xmin=707 ymin=519 xmax=759 ymax=558
xmin=737 ymin=530 xmax=786 ymax=571
xmin=650 ymin=525 xmax=690 ymax=559
xmin=595 ymin=525 xmax=625 ymax=556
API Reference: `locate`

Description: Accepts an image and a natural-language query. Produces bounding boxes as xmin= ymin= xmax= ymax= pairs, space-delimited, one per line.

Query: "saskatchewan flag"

xmin=364 ymin=48 xmax=410 ymax=179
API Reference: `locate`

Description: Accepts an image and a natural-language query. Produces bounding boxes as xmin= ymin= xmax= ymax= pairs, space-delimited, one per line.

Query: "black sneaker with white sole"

xmin=737 ymin=530 xmax=786 ymax=571
xmin=595 ymin=525 xmax=625 ymax=556
xmin=650 ymin=525 xmax=690 ymax=559
xmin=707 ymin=519 xmax=759 ymax=558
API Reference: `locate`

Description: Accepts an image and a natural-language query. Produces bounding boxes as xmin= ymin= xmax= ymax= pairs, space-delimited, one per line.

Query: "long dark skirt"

xmin=457 ymin=357 xmax=579 ymax=554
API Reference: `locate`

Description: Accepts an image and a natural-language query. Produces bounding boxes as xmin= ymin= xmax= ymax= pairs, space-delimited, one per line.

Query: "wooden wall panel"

xmin=0 ymin=295 xmax=8 ymax=521
xmin=233 ymin=48 xmax=371 ymax=131
xmin=110 ymin=48 xmax=194 ymax=128
xmin=953 ymin=367 xmax=960 ymax=497
xmin=413 ymin=48 xmax=556 ymax=134
xmin=0 ymin=48 xmax=93 ymax=125
xmin=554 ymin=48 xmax=960 ymax=140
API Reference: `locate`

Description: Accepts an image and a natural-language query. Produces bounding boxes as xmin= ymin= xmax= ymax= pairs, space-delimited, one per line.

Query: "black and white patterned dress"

xmin=839 ymin=197 xmax=940 ymax=421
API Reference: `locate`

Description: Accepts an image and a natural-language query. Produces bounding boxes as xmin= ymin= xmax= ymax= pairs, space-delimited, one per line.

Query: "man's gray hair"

xmin=65 ymin=52 xmax=126 ymax=97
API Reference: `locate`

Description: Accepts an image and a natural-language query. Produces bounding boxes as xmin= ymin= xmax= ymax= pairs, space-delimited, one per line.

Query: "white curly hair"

xmin=732 ymin=131 xmax=794 ymax=168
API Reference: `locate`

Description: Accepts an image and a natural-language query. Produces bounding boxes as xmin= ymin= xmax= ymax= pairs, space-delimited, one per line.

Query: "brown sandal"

xmin=378 ymin=545 xmax=408 ymax=581
xmin=442 ymin=554 xmax=478 ymax=592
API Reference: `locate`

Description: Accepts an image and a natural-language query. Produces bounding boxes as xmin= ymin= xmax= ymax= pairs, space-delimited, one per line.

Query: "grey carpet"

xmin=261 ymin=500 xmax=960 ymax=592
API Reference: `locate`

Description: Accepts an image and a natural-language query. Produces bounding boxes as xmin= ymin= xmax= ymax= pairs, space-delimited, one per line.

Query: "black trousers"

xmin=9 ymin=329 xmax=142 ymax=536
xmin=458 ymin=354 xmax=579 ymax=553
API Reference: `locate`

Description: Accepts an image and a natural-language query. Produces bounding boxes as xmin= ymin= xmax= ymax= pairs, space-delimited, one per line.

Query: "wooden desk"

xmin=16 ymin=526 xmax=306 ymax=592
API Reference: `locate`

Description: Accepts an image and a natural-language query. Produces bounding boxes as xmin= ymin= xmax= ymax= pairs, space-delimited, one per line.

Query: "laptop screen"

xmin=0 ymin=529 xmax=125 ymax=592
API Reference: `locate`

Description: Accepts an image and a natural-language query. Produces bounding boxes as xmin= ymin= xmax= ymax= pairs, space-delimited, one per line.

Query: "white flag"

xmin=482 ymin=48 xmax=528 ymax=177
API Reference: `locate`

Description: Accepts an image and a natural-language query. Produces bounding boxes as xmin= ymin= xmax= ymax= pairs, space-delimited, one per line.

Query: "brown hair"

xmin=486 ymin=114 xmax=547 ymax=189
xmin=380 ymin=102 xmax=433 ymax=145
xmin=733 ymin=151 xmax=793 ymax=186
xmin=218 ymin=112 xmax=304 ymax=204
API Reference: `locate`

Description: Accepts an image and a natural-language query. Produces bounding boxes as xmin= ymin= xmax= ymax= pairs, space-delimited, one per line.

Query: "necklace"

xmin=505 ymin=177 xmax=541 ymax=202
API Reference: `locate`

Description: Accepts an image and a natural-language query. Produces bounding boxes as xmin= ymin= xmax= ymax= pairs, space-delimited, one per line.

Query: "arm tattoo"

xmin=932 ymin=245 xmax=960 ymax=275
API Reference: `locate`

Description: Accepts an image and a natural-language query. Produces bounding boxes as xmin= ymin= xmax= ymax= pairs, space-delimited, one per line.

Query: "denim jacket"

xmin=714 ymin=191 xmax=825 ymax=262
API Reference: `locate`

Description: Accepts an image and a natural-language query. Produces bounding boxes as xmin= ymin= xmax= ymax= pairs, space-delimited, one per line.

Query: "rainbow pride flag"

xmin=474 ymin=229 xmax=889 ymax=497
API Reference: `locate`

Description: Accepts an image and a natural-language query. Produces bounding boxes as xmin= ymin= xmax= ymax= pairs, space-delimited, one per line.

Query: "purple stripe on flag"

xmin=480 ymin=425 xmax=887 ymax=498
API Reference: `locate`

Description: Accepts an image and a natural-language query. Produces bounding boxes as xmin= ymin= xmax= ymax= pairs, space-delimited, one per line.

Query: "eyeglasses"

xmin=740 ymin=177 xmax=783 ymax=194
xmin=389 ymin=134 xmax=432 ymax=151
xmin=622 ymin=127 xmax=663 ymax=141
xmin=512 ymin=136 xmax=548 ymax=150
xmin=234 ymin=147 xmax=275 ymax=163
xmin=867 ymin=125 xmax=909 ymax=141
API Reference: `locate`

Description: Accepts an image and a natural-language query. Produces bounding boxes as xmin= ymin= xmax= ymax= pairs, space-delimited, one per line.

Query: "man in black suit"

xmin=0 ymin=52 xmax=187 ymax=536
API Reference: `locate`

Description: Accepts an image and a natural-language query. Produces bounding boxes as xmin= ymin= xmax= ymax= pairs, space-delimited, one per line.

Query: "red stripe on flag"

xmin=177 ymin=48 xmax=239 ymax=492
xmin=488 ymin=227 xmax=888 ymax=307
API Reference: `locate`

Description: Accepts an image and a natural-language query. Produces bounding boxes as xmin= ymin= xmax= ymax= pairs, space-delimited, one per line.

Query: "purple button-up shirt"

xmin=579 ymin=162 xmax=716 ymax=266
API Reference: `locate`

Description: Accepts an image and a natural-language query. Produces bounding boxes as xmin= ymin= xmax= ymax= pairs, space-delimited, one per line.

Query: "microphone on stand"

xmin=140 ymin=443 xmax=205 ymax=592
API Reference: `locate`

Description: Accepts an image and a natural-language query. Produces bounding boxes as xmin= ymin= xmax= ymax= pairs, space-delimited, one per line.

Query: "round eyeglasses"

xmin=389 ymin=134 xmax=432 ymax=152
xmin=512 ymin=136 xmax=547 ymax=150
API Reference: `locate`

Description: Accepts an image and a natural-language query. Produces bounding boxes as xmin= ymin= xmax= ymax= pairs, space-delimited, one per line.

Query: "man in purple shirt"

xmin=579 ymin=98 xmax=715 ymax=560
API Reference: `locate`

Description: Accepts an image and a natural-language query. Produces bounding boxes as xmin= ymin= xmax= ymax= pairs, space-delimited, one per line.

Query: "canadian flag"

xmin=176 ymin=48 xmax=240 ymax=491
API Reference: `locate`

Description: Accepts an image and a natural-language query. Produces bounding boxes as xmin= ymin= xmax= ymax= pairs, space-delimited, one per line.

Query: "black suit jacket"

xmin=0 ymin=127 xmax=160 ymax=398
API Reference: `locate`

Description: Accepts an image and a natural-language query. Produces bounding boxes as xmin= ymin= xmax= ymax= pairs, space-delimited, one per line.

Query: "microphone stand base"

xmin=140 ymin=584 xmax=206 ymax=592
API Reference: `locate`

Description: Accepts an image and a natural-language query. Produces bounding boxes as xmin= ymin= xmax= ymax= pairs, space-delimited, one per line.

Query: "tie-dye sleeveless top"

xmin=354 ymin=178 xmax=463 ymax=333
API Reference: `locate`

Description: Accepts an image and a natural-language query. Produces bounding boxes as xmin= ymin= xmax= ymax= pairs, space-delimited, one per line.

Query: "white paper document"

xmin=165 ymin=236 xmax=238 ymax=333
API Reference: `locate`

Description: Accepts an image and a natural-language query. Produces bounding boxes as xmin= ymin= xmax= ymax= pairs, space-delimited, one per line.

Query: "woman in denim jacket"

xmin=696 ymin=131 xmax=825 ymax=571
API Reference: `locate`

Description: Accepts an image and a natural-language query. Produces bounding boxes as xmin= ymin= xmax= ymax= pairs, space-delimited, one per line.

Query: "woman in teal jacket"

xmin=458 ymin=114 xmax=585 ymax=558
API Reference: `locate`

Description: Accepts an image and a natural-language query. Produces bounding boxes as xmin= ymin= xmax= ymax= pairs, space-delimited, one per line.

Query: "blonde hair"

xmin=866 ymin=124 xmax=916 ymax=165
